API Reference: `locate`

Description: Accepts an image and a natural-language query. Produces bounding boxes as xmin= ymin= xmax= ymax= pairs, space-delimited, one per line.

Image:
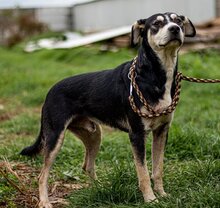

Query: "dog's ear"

xmin=131 ymin=19 xmax=146 ymax=46
xmin=180 ymin=16 xmax=196 ymax=37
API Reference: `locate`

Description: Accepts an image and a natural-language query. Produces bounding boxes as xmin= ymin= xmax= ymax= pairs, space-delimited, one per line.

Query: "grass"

xmin=0 ymin=44 xmax=220 ymax=208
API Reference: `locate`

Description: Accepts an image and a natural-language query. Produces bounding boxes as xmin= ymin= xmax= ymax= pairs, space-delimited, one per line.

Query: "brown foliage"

xmin=0 ymin=159 xmax=85 ymax=207
xmin=0 ymin=9 xmax=47 ymax=47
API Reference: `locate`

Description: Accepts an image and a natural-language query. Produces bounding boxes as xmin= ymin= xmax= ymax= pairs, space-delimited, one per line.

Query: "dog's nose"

xmin=168 ymin=25 xmax=180 ymax=35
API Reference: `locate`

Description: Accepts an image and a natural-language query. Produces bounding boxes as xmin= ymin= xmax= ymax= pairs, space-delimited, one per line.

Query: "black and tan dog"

xmin=21 ymin=12 xmax=196 ymax=207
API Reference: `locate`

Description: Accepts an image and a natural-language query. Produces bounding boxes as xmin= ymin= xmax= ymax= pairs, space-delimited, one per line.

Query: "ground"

xmin=0 ymin=44 xmax=220 ymax=208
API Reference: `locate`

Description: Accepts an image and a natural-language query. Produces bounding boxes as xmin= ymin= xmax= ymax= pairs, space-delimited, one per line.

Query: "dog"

xmin=21 ymin=12 xmax=196 ymax=208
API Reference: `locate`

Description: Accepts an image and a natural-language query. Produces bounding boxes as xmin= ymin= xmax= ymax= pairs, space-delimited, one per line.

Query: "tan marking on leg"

xmin=38 ymin=163 xmax=53 ymax=208
xmin=82 ymin=123 xmax=101 ymax=179
xmin=39 ymin=131 xmax=65 ymax=208
xmin=151 ymin=127 xmax=168 ymax=197
xmin=38 ymin=119 xmax=72 ymax=208
xmin=131 ymin=146 xmax=156 ymax=202
xmin=68 ymin=118 xmax=102 ymax=179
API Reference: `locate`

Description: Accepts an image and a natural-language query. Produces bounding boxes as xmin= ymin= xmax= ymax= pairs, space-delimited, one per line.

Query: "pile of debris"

xmin=182 ymin=17 xmax=220 ymax=53
xmin=24 ymin=17 xmax=220 ymax=53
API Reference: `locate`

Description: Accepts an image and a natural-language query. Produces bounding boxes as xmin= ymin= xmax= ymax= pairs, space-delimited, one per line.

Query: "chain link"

xmin=128 ymin=56 xmax=220 ymax=118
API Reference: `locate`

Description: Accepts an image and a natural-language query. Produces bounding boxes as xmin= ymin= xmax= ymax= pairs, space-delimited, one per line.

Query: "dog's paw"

xmin=154 ymin=187 xmax=169 ymax=197
xmin=144 ymin=197 xmax=158 ymax=203
xmin=38 ymin=201 xmax=53 ymax=208
xmin=143 ymin=192 xmax=158 ymax=203
xmin=160 ymin=191 xmax=169 ymax=197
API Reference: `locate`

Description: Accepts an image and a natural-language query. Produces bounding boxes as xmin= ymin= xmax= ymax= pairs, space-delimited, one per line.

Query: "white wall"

xmin=36 ymin=7 xmax=71 ymax=31
xmin=73 ymin=0 xmax=216 ymax=32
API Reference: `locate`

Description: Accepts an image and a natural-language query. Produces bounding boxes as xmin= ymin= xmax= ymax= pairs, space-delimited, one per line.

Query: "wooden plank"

xmin=51 ymin=26 xmax=130 ymax=49
xmin=25 ymin=26 xmax=131 ymax=52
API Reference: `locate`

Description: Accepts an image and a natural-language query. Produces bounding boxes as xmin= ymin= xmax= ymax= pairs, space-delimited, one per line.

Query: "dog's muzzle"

xmin=169 ymin=25 xmax=180 ymax=36
xmin=168 ymin=25 xmax=182 ymax=45
xmin=160 ymin=25 xmax=183 ymax=47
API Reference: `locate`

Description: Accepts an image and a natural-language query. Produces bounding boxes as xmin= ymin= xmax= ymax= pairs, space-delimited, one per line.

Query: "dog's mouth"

xmin=159 ymin=38 xmax=182 ymax=47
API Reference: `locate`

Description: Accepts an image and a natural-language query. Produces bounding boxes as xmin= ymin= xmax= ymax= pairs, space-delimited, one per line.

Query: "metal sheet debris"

xmin=24 ymin=26 xmax=130 ymax=52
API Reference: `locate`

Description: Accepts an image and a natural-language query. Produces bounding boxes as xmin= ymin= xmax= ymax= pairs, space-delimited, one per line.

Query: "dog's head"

xmin=131 ymin=12 xmax=196 ymax=50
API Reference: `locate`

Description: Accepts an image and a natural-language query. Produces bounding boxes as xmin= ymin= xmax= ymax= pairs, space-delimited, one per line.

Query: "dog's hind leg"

xmin=129 ymin=131 xmax=157 ymax=202
xmin=38 ymin=130 xmax=65 ymax=208
xmin=151 ymin=123 xmax=170 ymax=197
xmin=38 ymin=117 xmax=72 ymax=208
xmin=68 ymin=117 xmax=102 ymax=179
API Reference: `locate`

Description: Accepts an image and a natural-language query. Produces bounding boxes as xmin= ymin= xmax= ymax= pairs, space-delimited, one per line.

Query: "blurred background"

xmin=0 ymin=0 xmax=220 ymax=49
xmin=0 ymin=1 xmax=220 ymax=208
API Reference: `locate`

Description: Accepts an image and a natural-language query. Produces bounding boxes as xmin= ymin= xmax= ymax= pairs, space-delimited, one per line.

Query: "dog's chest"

xmin=140 ymin=104 xmax=173 ymax=131
xmin=154 ymin=69 xmax=173 ymax=112
xmin=141 ymin=56 xmax=176 ymax=131
xmin=141 ymin=113 xmax=173 ymax=131
xmin=154 ymin=52 xmax=177 ymax=112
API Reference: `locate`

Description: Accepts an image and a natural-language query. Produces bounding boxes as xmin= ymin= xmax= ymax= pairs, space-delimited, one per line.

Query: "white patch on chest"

xmin=140 ymin=47 xmax=178 ymax=131
xmin=141 ymin=107 xmax=174 ymax=131
xmin=154 ymin=49 xmax=177 ymax=112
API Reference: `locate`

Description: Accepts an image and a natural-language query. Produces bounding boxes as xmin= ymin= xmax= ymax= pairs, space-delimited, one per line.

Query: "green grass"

xmin=0 ymin=45 xmax=220 ymax=208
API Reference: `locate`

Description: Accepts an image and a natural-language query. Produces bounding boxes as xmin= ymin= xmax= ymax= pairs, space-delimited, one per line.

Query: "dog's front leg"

xmin=151 ymin=123 xmax=170 ymax=197
xmin=129 ymin=131 xmax=157 ymax=202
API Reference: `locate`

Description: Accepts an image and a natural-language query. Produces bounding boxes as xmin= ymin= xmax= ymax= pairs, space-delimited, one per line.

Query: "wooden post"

xmin=217 ymin=0 xmax=220 ymax=17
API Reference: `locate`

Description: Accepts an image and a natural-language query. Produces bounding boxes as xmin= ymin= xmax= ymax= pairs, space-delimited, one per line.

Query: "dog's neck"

xmin=137 ymin=44 xmax=178 ymax=78
xmin=156 ymin=48 xmax=178 ymax=69
xmin=136 ymin=43 xmax=179 ymax=107
xmin=155 ymin=47 xmax=178 ymax=91
xmin=156 ymin=47 xmax=179 ymax=109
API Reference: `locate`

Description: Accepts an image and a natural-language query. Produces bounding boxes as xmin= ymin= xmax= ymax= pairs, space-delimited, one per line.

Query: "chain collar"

xmin=128 ymin=56 xmax=220 ymax=118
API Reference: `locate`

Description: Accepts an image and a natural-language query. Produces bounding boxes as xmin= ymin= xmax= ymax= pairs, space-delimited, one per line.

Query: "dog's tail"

xmin=20 ymin=132 xmax=43 ymax=156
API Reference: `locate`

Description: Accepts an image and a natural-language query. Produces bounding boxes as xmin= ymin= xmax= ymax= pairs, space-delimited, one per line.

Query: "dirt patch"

xmin=0 ymin=160 xmax=85 ymax=207
xmin=0 ymin=108 xmax=21 ymax=123
xmin=0 ymin=113 xmax=12 ymax=122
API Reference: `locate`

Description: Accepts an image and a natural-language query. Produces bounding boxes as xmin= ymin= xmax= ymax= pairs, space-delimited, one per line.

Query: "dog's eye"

xmin=174 ymin=18 xmax=183 ymax=25
xmin=153 ymin=20 xmax=162 ymax=27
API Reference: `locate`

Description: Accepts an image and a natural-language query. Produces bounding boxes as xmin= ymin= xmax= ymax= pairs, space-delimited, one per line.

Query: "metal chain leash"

xmin=128 ymin=56 xmax=220 ymax=118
